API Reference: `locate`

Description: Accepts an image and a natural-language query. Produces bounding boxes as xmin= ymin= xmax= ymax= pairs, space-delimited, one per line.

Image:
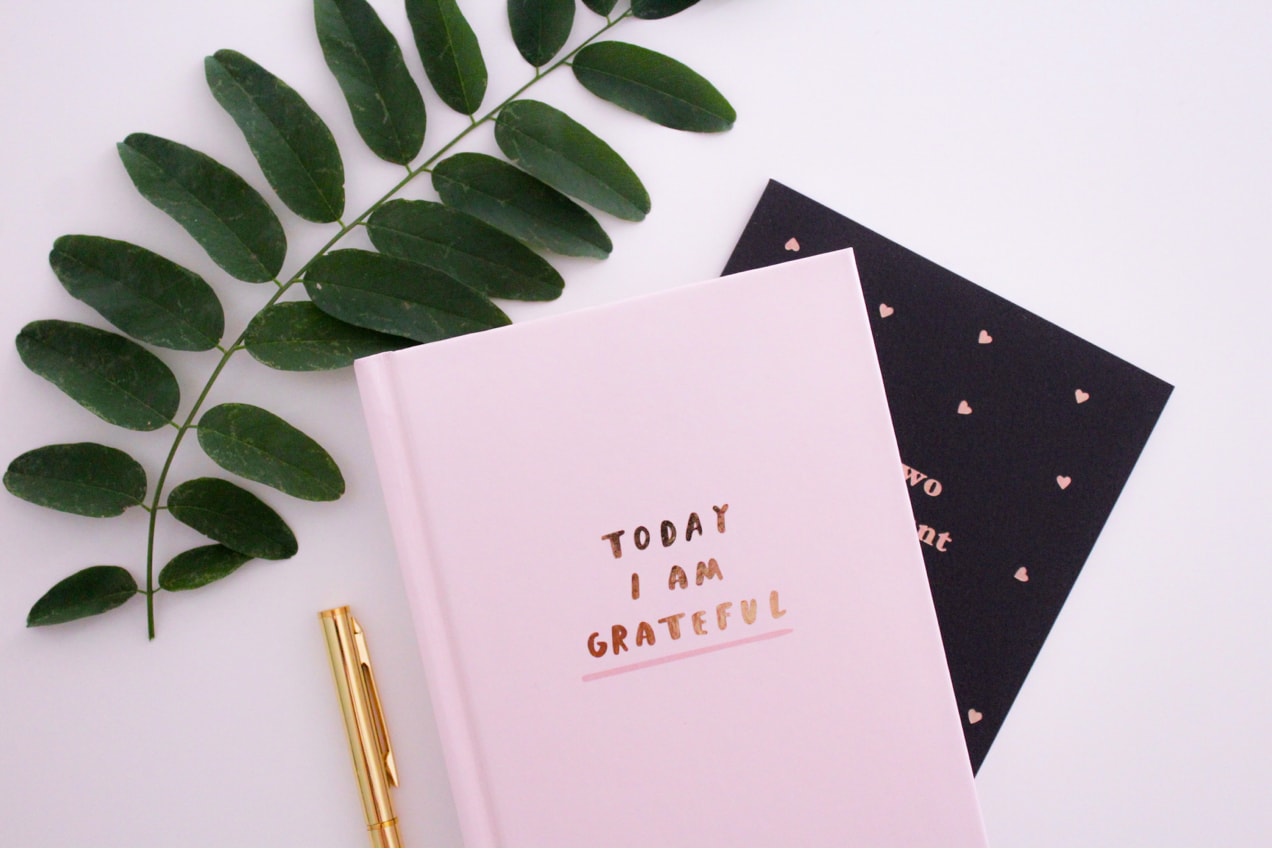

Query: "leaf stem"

xmin=143 ymin=326 xmax=262 ymax=638
xmin=139 ymin=9 xmax=634 ymax=638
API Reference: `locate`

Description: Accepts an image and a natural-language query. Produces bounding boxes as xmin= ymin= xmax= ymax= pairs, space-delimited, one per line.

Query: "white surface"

xmin=0 ymin=1 xmax=1267 ymax=846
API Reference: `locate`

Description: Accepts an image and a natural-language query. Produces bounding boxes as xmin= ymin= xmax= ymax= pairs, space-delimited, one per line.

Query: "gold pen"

xmin=319 ymin=606 xmax=403 ymax=848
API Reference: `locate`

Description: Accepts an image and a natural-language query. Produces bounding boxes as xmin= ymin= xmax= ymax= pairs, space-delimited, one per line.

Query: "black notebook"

xmin=723 ymin=180 xmax=1173 ymax=772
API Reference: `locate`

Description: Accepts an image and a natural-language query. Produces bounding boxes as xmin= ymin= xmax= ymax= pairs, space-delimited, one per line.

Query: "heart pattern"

xmin=718 ymin=182 xmax=1178 ymax=774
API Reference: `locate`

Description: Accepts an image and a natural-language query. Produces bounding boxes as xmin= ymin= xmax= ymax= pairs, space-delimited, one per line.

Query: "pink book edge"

xmin=355 ymin=356 xmax=500 ymax=846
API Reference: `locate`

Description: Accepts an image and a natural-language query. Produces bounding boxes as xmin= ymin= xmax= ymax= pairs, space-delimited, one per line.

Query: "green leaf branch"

xmin=8 ymin=0 xmax=732 ymax=638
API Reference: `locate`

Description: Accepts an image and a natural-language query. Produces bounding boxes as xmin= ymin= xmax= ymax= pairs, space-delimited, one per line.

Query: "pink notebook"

xmin=355 ymin=249 xmax=985 ymax=846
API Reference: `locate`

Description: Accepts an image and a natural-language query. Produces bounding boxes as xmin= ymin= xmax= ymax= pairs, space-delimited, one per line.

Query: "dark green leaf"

xmin=159 ymin=544 xmax=254 ymax=591
xmin=315 ymin=0 xmax=426 ymax=164
xmin=367 ymin=199 xmax=564 ymax=300
xmin=507 ymin=0 xmax=574 ymax=67
xmin=197 ymin=403 xmax=345 ymax=502
xmin=5 ymin=443 xmax=146 ymax=517
xmin=117 ymin=133 xmax=287 ymax=281
xmin=406 ymin=0 xmax=487 ymax=115
xmin=16 ymin=320 xmax=180 ymax=431
xmin=582 ymin=0 xmax=618 ymax=15
xmin=244 ymin=301 xmax=414 ymax=371
xmin=572 ymin=41 xmax=735 ymax=132
xmin=495 ymin=99 xmax=649 ymax=221
xmin=167 ymin=477 xmax=298 ymax=560
xmin=49 ymin=235 xmax=223 ymax=351
xmin=304 ymin=249 xmax=511 ymax=343
xmin=631 ymin=0 xmax=701 ymax=19
xmin=205 ymin=49 xmax=345 ymax=223
xmin=432 ymin=153 xmax=611 ymax=258
xmin=27 ymin=566 xmax=138 ymax=627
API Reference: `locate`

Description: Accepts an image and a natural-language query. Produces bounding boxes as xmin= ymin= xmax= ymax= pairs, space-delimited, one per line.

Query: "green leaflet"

xmin=197 ymin=403 xmax=345 ymax=502
xmin=167 ymin=477 xmax=298 ymax=560
xmin=16 ymin=320 xmax=180 ymax=432
xmin=205 ymin=49 xmax=345 ymax=223
xmin=315 ymin=0 xmax=426 ymax=165
xmin=159 ymin=545 xmax=254 ymax=591
xmin=304 ymin=249 xmax=511 ymax=343
xmin=406 ymin=0 xmax=487 ymax=115
xmin=432 ymin=153 xmax=611 ymax=258
xmin=495 ymin=99 xmax=649 ymax=221
xmin=28 ymin=566 xmax=138 ymax=627
xmin=581 ymin=0 xmax=618 ymax=15
xmin=49 ymin=235 xmax=223 ymax=352
xmin=507 ymin=0 xmax=575 ymax=67
xmin=572 ymin=41 xmax=736 ymax=132
xmin=631 ymin=0 xmax=701 ymax=19
xmin=244 ymin=302 xmax=415 ymax=371
xmin=5 ymin=443 xmax=147 ymax=518
xmin=367 ymin=200 xmax=564 ymax=300
xmin=117 ymin=133 xmax=287 ymax=282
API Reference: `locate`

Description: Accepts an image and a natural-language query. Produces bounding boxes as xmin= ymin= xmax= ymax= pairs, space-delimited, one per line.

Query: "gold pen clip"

xmin=351 ymin=615 xmax=398 ymax=788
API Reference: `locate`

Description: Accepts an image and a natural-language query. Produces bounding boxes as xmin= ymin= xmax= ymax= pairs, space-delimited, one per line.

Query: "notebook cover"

xmin=723 ymin=180 xmax=1174 ymax=773
xmin=355 ymin=249 xmax=985 ymax=846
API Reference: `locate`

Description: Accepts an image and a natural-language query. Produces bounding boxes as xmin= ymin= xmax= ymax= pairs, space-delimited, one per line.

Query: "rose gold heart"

xmin=879 ymin=303 xmax=894 ymax=318
xmin=958 ymin=400 xmax=973 ymax=415
xmin=1075 ymin=388 xmax=1090 ymax=404
xmin=784 ymin=237 xmax=800 ymax=252
xmin=1056 ymin=475 xmax=1071 ymax=489
xmin=968 ymin=709 xmax=983 ymax=724
xmin=1014 ymin=566 xmax=1029 ymax=582
xmin=978 ymin=330 xmax=993 ymax=344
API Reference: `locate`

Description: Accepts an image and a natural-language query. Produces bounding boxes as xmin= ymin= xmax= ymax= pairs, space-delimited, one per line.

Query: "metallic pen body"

xmin=320 ymin=606 xmax=403 ymax=848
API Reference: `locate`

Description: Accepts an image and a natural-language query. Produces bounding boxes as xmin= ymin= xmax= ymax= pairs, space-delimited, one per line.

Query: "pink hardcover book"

xmin=355 ymin=248 xmax=986 ymax=846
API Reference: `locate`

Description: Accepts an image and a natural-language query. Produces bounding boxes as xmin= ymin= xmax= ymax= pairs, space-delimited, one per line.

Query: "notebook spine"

xmin=355 ymin=354 xmax=499 ymax=845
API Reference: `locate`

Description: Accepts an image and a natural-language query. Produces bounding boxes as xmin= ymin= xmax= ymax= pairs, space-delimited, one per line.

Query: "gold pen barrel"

xmin=320 ymin=606 xmax=403 ymax=848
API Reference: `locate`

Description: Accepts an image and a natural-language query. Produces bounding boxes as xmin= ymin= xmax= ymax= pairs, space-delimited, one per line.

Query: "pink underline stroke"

xmin=581 ymin=627 xmax=794 ymax=683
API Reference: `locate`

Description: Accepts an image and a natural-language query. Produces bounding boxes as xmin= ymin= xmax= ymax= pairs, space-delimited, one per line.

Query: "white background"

xmin=1 ymin=1 xmax=1269 ymax=845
